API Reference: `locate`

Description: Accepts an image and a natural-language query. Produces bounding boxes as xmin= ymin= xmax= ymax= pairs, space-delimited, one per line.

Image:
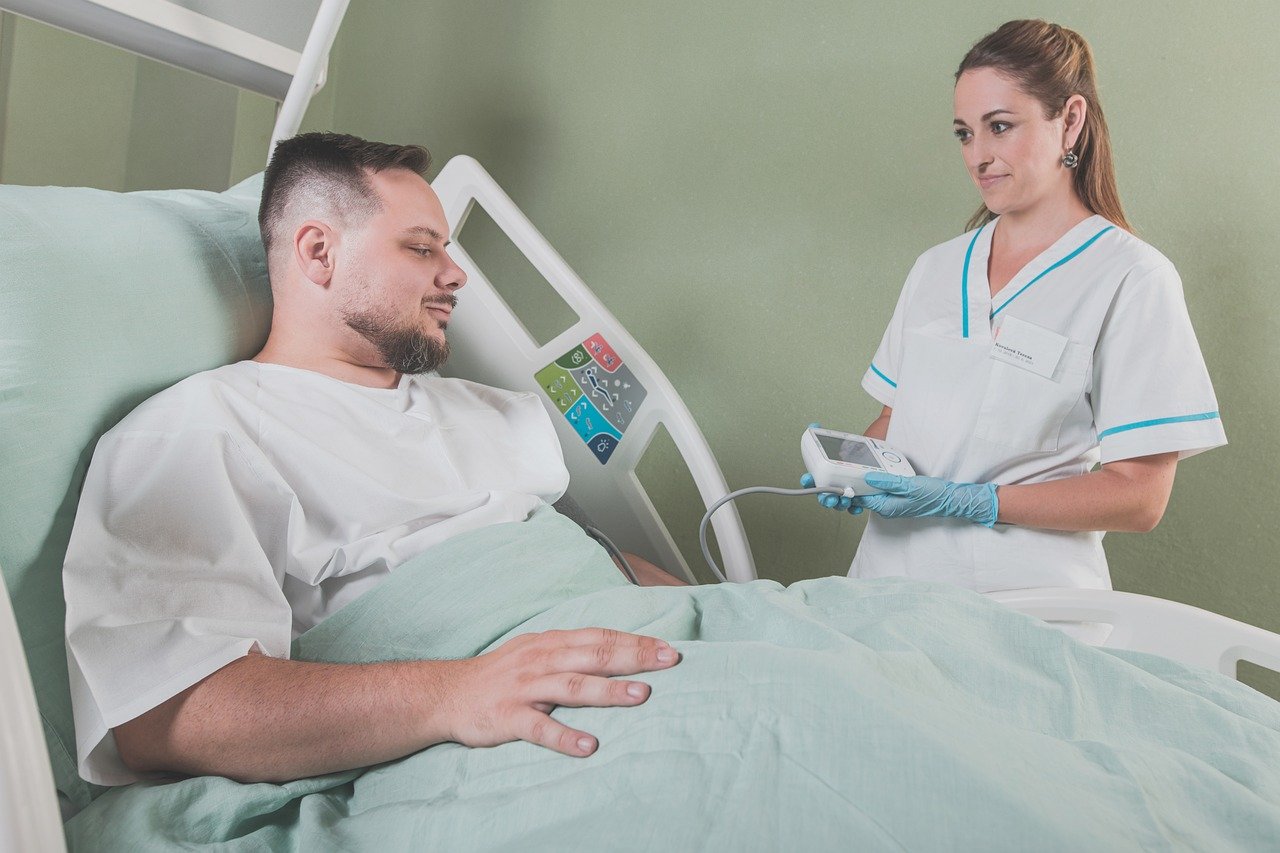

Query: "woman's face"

xmin=953 ymin=67 xmax=1079 ymax=219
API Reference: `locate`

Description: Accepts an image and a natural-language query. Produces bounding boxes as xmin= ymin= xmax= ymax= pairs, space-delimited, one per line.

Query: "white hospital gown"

xmin=63 ymin=361 xmax=569 ymax=785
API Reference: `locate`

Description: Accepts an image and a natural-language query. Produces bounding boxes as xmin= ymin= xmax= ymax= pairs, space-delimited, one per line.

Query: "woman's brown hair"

xmin=956 ymin=20 xmax=1131 ymax=233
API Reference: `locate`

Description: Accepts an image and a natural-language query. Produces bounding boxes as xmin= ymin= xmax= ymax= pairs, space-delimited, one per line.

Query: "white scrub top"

xmin=63 ymin=361 xmax=569 ymax=785
xmin=852 ymin=214 xmax=1226 ymax=593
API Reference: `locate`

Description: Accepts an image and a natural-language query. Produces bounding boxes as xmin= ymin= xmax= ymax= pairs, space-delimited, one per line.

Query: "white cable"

xmin=699 ymin=486 xmax=855 ymax=583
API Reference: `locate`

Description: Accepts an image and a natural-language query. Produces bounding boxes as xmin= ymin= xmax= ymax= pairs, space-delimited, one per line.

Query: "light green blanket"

xmin=65 ymin=507 xmax=1280 ymax=851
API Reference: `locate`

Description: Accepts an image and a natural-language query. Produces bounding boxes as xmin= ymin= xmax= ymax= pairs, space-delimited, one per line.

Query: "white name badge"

xmin=990 ymin=315 xmax=1068 ymax=379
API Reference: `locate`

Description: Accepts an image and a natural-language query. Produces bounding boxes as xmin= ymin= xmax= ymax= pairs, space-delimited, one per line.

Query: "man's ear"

xmin=294 ymin=220 xmax=337 ymax=287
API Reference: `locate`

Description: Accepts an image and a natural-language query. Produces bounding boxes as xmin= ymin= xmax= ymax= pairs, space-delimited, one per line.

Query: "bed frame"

xmin=2 ymin=2 xmax=1279 ymax=851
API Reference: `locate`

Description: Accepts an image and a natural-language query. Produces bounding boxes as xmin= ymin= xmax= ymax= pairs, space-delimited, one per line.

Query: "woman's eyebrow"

xmin=957 ymin=108 xmax=1013 ymax=126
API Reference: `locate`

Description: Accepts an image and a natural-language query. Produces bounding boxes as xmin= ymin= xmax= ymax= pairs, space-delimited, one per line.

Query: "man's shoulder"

xmin=104 ymin=361 xmax=262 ymax=440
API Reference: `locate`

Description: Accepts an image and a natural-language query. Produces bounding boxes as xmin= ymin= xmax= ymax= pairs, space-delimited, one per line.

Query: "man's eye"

xmin=953 ymin=128 xmax=971 ymax=142
xmin=412 ymin=246 xmax=432 ymax=257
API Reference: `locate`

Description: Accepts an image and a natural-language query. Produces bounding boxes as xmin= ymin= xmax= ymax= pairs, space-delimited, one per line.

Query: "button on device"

xmin=882 ymin=452 xmax=902 ymax=463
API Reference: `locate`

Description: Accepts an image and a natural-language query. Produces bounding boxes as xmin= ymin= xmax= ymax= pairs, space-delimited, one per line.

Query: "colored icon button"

xmin=584 ymin=333 xmax=622 ymax=373
xmin=555 ymin=345 xmax=592 ymax=370
xmin=588 ymin=433 xmax=618 ymax=464
xmin=534 ymin=363 xmax=582 ymax=414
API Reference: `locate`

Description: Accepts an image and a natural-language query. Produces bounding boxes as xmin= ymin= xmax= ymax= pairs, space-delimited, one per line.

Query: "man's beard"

xmin=341 ymin=296 xmax=454 ymax=375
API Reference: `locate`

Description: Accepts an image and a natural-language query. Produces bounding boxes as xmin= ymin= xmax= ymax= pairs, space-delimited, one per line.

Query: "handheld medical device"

xmin=799 ymin=426 xmax=915 ymax=494
xmin=697 ymin=426 xmax=915 ymax=582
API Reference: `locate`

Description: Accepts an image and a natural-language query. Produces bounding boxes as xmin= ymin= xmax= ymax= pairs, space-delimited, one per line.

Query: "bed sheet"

xmin=64 ymin=506 xmax=1280 ymax=851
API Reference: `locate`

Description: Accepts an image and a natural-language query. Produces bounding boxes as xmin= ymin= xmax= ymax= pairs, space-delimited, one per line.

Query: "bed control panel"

xmin=535 ymin=333 xmax=648 ymax=464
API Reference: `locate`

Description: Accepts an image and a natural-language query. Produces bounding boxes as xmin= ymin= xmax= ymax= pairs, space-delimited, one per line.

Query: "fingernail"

xmin=627 ymin=682 xmax=646 ymax=698
xmin=657 ymin=648 xmax=676 ymax=663
xmin=577 ymin=737 xmax=595 ymax=753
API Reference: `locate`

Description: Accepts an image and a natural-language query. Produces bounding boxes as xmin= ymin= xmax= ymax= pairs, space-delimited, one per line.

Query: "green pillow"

xmin=0 ymin=174 xmax=271 ymax=807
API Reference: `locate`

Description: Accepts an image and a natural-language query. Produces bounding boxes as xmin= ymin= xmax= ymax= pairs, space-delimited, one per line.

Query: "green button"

xmin=535 ymin=363 xmax=581 ymax=413
xmin=555 ymin=345 xmax=592 ymax=370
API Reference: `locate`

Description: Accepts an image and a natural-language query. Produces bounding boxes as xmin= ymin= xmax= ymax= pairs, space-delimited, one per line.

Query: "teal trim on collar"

xmin=870 ymin=363 xmax=898 ymax=389
xmin=1098 ymin=411 xmax=1220 ymax=439
xmin=988 ymin=225 xmax=1116 ymax=319
xmin=960 ymin=223 xmax=987 ymax=339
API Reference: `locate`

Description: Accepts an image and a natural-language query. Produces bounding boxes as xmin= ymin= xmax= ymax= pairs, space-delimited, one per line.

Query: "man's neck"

xmin=254 ymin=332 xmax=402 ymax=389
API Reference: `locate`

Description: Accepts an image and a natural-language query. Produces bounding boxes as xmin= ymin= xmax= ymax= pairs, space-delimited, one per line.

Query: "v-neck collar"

xmin=961 ymin=214 xmax=1115 ymax=338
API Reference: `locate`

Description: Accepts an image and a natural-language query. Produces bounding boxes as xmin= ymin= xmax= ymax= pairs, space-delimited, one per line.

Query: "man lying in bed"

xmin=62 ymin=132 xmax=685 ymax=787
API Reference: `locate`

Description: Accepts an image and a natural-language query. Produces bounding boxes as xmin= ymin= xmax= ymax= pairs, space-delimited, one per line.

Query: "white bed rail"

xmin=268 ymin=0 xmax=349 ymax=156
xmin=1 ymin=0 xmax=316 ymax=101
xmin=0 ymin=576 xmax=66 ymax=853
xmin=990 ymin=587 xmax=1280 ymax=679
xmin=431 ymin=156 xmax=756 ymax=583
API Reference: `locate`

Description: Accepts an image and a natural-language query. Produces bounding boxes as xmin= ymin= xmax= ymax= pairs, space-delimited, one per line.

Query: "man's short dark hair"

xmin=258 ymin=132 xmax=432 ymax=260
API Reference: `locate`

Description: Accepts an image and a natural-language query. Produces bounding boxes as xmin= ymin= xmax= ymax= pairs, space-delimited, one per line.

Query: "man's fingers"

xmin=520 ymin=710 xmax=598 ymax=757
xmin=547 ymin=673 xmax=652 ymax=708
xmin=548 ymin=641 xmax=679 ymax=676
xmin=554 ymin=628 xmax=678 ymax=669
xmin=552 ymin=627 xmax=667 ymax=651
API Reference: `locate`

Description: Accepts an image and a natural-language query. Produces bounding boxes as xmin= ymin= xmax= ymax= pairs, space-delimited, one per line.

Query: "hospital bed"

xmin=3 ymin=2 xmax=1280 ymax=851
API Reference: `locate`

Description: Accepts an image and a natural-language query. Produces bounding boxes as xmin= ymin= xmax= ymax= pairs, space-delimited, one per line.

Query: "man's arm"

xmin=618 ymin=552 xmax=689 ymax=586
xmin=552 ymin=494 xmax=688 ymax=586
xmin=115 ymin=627 xmax=679 ymax=783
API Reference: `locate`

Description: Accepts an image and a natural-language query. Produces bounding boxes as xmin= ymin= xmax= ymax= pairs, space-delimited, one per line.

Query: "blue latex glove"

xmin=859 ymin=471 xmax=999 ymax=528
xmin=800 ymin=471 xmax=863 ymax=514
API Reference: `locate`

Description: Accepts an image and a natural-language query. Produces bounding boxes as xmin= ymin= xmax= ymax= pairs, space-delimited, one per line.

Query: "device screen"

xmin=816 ymin=433 xmax=883 ymax=469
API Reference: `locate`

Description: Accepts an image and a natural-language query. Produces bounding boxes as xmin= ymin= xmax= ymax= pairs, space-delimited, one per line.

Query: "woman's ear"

xmin=1062 ymin=94 xmax=1089 ymax=151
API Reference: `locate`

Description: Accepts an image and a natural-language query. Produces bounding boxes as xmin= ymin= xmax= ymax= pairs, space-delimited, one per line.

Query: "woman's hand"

xmin=858 ymin=472 xmax=998 ymax=527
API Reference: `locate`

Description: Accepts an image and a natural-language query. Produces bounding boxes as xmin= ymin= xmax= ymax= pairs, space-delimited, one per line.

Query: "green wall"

xmin=323 ymin=0 xmax=1280 ymax=648
xmin=0 ymin=13 xmax=331 ymax=190
xmin=3 ymin=4 xmax=1277 ymax=691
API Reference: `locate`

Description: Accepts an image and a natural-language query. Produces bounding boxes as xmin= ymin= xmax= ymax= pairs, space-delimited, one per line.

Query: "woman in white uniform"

xmin=815 ymin=20 xmax=1226 ymax=595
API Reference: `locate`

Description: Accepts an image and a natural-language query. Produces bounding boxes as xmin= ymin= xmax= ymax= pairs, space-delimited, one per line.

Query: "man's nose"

xmin=440 ymin=253 xmax=467 ymax=290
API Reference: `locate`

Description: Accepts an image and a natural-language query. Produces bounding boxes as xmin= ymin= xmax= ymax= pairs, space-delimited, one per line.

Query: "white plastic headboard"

xmin=431 ymin=156 xmax=757 ymax=583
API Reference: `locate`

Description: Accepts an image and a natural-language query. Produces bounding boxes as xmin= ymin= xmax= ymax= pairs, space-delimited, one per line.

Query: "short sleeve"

xmin=63 ymin=427 xmax=295 ymax=786
xmin=1092 ymin=262 xmax=1227 ymax=463
xmin=860 ymin=257 xmax=924 ymax=408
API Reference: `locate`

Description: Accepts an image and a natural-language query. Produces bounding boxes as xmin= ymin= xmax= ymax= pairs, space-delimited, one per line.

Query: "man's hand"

xmin=114 ymin=627 xmax=680 ymax=782
xmin=445 ymin=628 xmax=679 ymax=757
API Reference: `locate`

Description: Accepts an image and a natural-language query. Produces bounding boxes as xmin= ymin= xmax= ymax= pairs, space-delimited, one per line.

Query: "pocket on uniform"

xmin=973 ymin=339 xmax=1090 ymax=453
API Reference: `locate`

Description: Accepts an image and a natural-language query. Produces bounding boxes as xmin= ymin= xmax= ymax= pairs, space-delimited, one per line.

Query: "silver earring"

xmin=1062 ymin=150 xmax=1080 ymax=168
